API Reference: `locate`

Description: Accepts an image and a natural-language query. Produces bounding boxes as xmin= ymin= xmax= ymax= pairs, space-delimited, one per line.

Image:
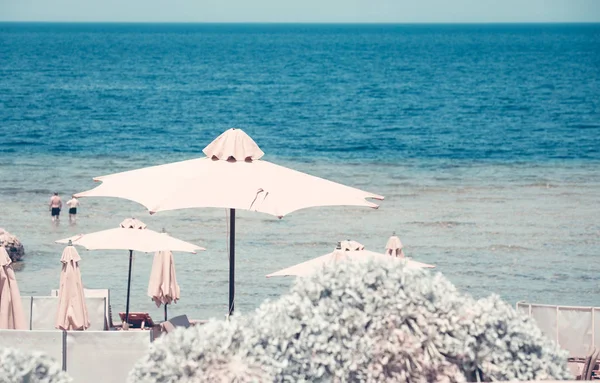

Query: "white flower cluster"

xmin=0 ymin=348 xmax=72 ymax=383
xmin=129 ymin=258 xmax=571 ymax=382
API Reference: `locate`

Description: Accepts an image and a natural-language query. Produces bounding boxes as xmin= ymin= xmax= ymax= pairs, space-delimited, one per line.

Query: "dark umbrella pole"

xmin=164 ymin=303 xmax=168 ymax=322
xmin=124 ymin=249 xmax=133 ymax=329
xmin=229 ymin=208 xmax=235 ymax=316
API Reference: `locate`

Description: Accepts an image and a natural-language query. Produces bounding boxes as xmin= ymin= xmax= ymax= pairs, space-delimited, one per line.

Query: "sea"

xmin=0 ymin=23 xmax=599 ymax=321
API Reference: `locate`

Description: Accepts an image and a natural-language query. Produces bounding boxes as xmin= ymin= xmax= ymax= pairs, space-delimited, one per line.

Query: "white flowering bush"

xmin=129 ymin=258 xmax=571 ymax=382
xmin=0 ymin=348 xmax=72 ymax=383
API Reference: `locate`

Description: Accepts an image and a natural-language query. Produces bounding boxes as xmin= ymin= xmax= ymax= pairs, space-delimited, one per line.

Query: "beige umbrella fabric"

xmin=56 ymin=218 xmax=203 ymax=328
xmin=56 ymin=218 xmax=201 ymax=253
xmin=75 ymin=128 xmax=384 ymax=314
xmin=0 ymin=247 xmax=27 ymax=330
xmin=385 ymin=234 xmax=405 ymax=258
xmin=340 ymin=240 xmax=365 ymax=251
xmin=56 ymin=245 xmax=90 ymax=330
xmin=148 ymin=250 xmax=180 ymax=321
xmin=266 ymin=241 xmax=435 ymax=278
xmin=76 ymin=129 xmax=383 ymax=218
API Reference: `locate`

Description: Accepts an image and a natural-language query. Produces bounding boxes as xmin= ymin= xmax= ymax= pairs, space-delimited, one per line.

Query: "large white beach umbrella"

xmin=266 ymin=240 xmax=435 ymax=278
xmin=75 ymin=128 xmax=383 ymax=314
xmin=56 ymin=218 xmax=203 ymax=326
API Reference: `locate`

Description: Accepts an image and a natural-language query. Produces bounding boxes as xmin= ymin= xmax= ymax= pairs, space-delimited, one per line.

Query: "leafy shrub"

xmin=130 ymin=258 xmax=571 ymax=382
xmin=0 ymin=348 xmax=72 ymax=383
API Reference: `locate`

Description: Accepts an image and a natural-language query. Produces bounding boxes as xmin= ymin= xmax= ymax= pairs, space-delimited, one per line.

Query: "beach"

xmin=0 ymin=23 xmax=599 ymax=321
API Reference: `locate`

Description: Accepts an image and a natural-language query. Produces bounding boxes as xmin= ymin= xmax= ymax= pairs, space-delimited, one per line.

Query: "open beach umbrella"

xmin=75 ymin=128 xmax=384 ymax=314
xmin=56 ymin=218 xmax=203 ymax=327
xmin=56 ymin=244 xmax=90 ymax=330
xmin=340 ymin=239 xmax=365 ymax=251
xmin=266 ymin=240 xmax=435 ymax=278
xmin=148 ymin=250 xmax=180 ymax=321
xmin=385 ymin=233 xmax=405 ymax=258
xmin=0 ymin=247 xmax=27 ymax=330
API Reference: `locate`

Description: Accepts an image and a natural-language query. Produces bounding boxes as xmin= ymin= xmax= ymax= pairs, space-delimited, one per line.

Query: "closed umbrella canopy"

xmin=148 ymin=250 xmax=180 ymax=321
xmin=56 ymin=218 xmax=203 ymax=328
xmin=385 ymin=234 xmax=404 ymax=258
xmin=56 ymin=245 xmax=90 ymax=331
xmin=266 ymin=241 xmax=435 ymax=278
xmin=0 ymin=247 xmax=27 ymax=330
xmin=75 ymin=128 xmax=384 ymax=314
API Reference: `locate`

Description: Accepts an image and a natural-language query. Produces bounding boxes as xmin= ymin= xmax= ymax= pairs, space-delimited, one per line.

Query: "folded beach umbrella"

xmin=148 ymin=250 xmax=180 ymax=321
xmin=56 ymin=244 xmax=90 ymax=330
xmin=56 ymin=218 xmax=203 ymax=327
xmin=266 ymin=241 xmax=435 ymax=278
xmin=75 ymin=128 xmax=384 ymax=315
xmin=0 ymin=247 xmax=27 ymax=329
xmin=385 ymin=233 xmax=405 ymax=258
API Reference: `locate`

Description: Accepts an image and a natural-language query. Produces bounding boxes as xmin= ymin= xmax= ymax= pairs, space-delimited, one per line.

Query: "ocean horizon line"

xmin=1 ymin=21 xmax=599 ymax=26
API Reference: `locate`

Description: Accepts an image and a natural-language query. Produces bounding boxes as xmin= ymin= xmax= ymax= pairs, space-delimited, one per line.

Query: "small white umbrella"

xmin=385 ymin=233 xmax=404 ymax=258
xmin=56 ymin=218 xmax=203 ymax=327
xmin=75 ymin=128 xmax=384 ymax=314
xmin=266 ymin=241 xmax=435 ymax=278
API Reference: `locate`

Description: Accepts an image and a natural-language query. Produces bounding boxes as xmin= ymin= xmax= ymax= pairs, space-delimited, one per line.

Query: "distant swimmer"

xmin=49 ymin=192 xmax=62 ymax=223
xmin=66 ymin=195 xmax=80 ymax=224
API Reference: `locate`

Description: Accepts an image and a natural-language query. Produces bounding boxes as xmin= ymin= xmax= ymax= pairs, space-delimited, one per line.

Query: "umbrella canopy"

xmin=75 ymin=128 xmax=384 ymax=314
xmin=0 ymin=247 xmax=27 ymax=330
xmin=385 ymin=234 xmax=404 ymax=258
xmin=56 ymin=245 xmax=90 ymax=330
xmin=148 ymin=250 xmax=180 ymax=321
xmin=56 ymin=218 xmax=203 ymax=328
xmin=77 ymin=129 xmax=383 ymax=217
xmin=56 ymin=218 xmax=201 ymax=253
xmin=266 ymin=241 xmax=435 ymax=278
xmin=340 ymin=240 xmax=365 ymax=251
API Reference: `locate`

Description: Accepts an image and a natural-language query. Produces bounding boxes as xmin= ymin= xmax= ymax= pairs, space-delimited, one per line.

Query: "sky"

xmin=1 ymin=0 xmax=599 ymax=23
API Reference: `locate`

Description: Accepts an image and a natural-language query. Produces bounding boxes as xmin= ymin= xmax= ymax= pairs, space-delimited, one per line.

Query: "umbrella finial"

xmin=336 ymin=241 xmax=342 ymax=250
xmin=393 ymin=231 xmax=396 ymax=236
xmin=161 ymin=228 xmax=166 ymax=233
xmin=203 ymin=128 xmax=265 ymax=161
xmin=68 ymin=239 xmax=73 ymax=246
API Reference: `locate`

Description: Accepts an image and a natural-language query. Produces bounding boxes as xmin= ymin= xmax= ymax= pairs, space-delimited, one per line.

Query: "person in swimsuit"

xmin=66 ymin=195 xmax=80 ymax=224
xmin=49 ymin=192 xmax=62 ymax=223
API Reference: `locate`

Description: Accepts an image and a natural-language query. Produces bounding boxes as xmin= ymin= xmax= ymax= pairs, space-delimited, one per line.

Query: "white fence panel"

xmin=66 ymin=331 xmax=150 ymax=383
xmin=31 ymin=296 xmax=60 ymax=331
xmin=516 ymin=301 xmax=530 ymax=317
xmin=530 ymin=305 xmax=559 ymax=344
xmin=52 ymin=288 xmax=111 ymax=328
xmin=85 ymin=297 xmax=107 ymax=331
xmin=557 ymin=307 xmax=593 ymax=357
xmin=0 ymin=330 xmax=64 ymax=367
xmin=21 ymin=296 xmax=32 ymax=329
xmin=518 ymin=302 xmax=600 ymax=357
xmin=594 ymin=308 xmax=600 ymax=350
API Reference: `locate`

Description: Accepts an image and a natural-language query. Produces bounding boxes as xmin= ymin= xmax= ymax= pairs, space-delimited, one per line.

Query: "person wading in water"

xmin=49 ymin=192 xmax=62 ymax=223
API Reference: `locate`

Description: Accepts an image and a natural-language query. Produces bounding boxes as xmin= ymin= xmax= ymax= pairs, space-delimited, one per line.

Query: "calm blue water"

xmin=0 ymin=23 xmax=599 ymax=320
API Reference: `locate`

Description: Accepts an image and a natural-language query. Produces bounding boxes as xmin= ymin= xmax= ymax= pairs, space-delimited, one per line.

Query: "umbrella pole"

xmin=229 ymin=208 xmax=235 ymax=316
xmin=164 ymin=303 xmax=168 ymax=321
xmin=125 ymin=249 xmax=133 ymax=328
